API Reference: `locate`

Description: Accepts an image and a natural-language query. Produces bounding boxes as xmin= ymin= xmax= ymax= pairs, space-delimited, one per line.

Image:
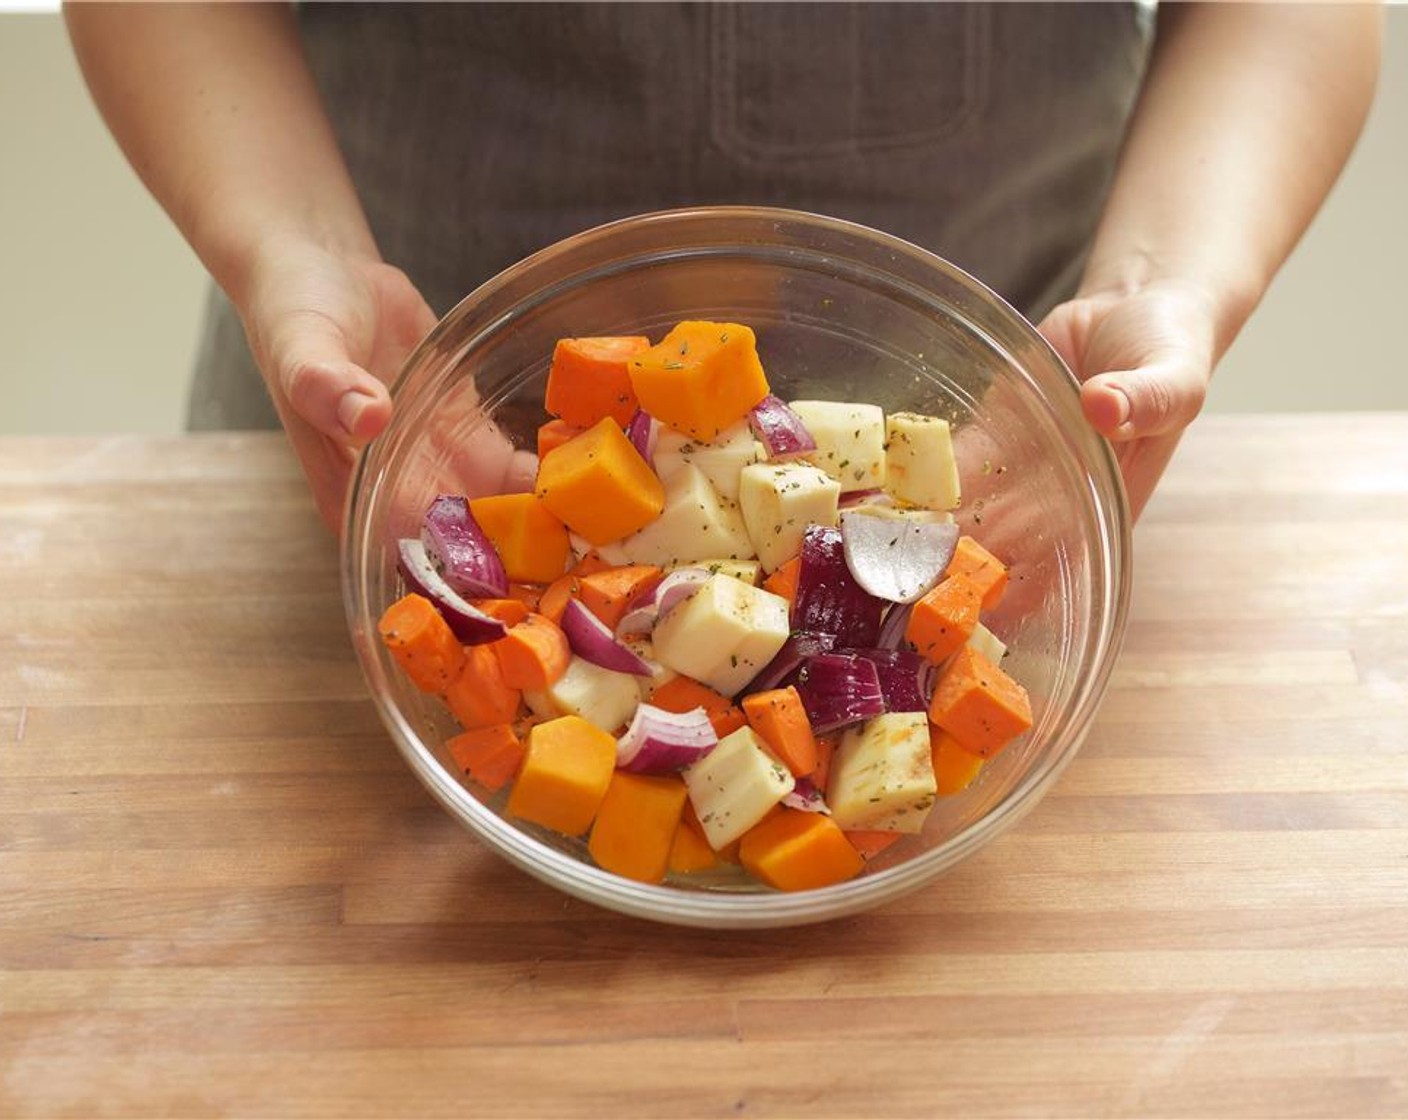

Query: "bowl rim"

xmin=342 ymin=204 xmax=1133 ymax=928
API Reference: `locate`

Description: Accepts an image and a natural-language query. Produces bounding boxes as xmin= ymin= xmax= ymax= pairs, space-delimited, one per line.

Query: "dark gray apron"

xmin=189 ymin=1 xmax=1152 ymax=431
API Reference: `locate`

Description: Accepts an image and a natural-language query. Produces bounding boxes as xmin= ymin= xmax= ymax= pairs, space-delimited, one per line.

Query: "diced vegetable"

xmin=444 ymin=644 xmax=521 ymax=729
xmin=741 ymin=686 xmax=818 ymax=778
xmin=812 ymin=734 xmax=838 ymax=792
xmin=678 ymin=558 xmax=763 ymax=585
xmin=654 ymin=420 xmax=759 ymax=503
xmin=761 ymin=555 xmax=801 ymax=605
xmin=620 ymin=463 xmax=754 ymax=568
xmin=905 ymin=574 xmax=984 ymax=665
xmin=377 ymin=593 xmax=468 ymax=693
xmin=647 ymin=675 xmax=747 ymax=738
xmin=668 ymin=816 xmax=722 ymax=874
xmin=748 ymin=394 xmax=817 ymax=461
xmin=625 ymin=408 xmax=658 ymax=464
xmin=781 ymin=777 xmax=830 ymax=815
xmin=874 ymin=602 xmax=913 ymax=652
xmin=470 ymin=598 xmax=530 ymax=628
xmin=569 ymin=531 xmax=631 ymax=568
xmin=651 ymin=573 xmax=791 ymax=697
xmin=931 ymin=727 xmax=985 ymax=795
xmin=839 ymin=509 xmax=959 ymax=604
xmin=738 ymin=808 xmax=863 ymax=891
xmin=421 ymin=495 xmax=509 ymax=600
xmin=524 ymin=653 xmax=641 ymax=733
xmin=493 ymin=612 xmax=571 ymax=691
xmin=788 ymin=400 xmax=887 ymax=493
xmin=793 ymin=525 xmax=886 ymax=648
xmin=396 ymin=539 xmax=509 ymax=645
xmin=827 ymin=711 xmax=937 ymax=834
xmin=616 ymin=566 xmax=710 ymax=636
xmin=620 ymin=635 xmax=677 ymax=699
xmin=468 ymin=493 xmax=571 ymax=585
xmin=536 ymin=418 xmax=665 ymax=546
xmin=615 ymin=703 xmax=719 ymax=774
xmin=447 ymin=724 xmax=525 ymax=792
xmin=559 ymin=599 xmax=653 ymax=677
xmin=794 ymin=653 xmax=886 ymax=734
xmin=738 ymin=461 xmax=841 ymax=573
xmin=884 ymin=411 xmax=961 ymax=510
xmin=627 ymin=321 xmax=771 ymax=442
xmin=588 ymin=771 xmax=689 ymax=884
xmin=744 ymin=630 xmax=837 ymax=694
xmin=537 ymin=418 xmax=583 ymax=460
xmin=844 ymin=830 xmax=906 ymax=861
xmin=945 ymin=535 xmax=1010 ymax=609
xmin=929 ymin=647 xmax=1033 ymax=758
xmin=505 ymin=715 xmax=617 ymax=836
xmin=545 ymin=335 xmax=649 ymax=428
xmin=577 ymin=565 xmax=663 ymax=630
xmin=683 ymin=725 xmax=795 ymax=850
xmin=967 ymin=621 xmax=1008 ymax=664
xmin=842 ymin=647 xmax=934 ymax=714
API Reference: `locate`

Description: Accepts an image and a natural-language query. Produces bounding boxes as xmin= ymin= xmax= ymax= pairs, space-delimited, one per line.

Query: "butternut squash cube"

xmin=505 ymin=715 xmax=617 ymax=836
xmin=535 ymin=418 xmax=665 ymax=546
xmin=468 ymin=493 xmax=571 ymax=584
xmin=588 ymin=772 xmax=689 ymax=884
xmin=627 ymin=321 xmax=770 ymax=442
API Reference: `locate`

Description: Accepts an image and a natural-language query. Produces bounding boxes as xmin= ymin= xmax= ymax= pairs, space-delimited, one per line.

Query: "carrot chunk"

xmin=741 ymin=686 xmax=818 ymax=778
xmin=505 ymin=715 xmax=617 ymax=836
xmin=537 ymin=572 xmax=579 ymax=626
xmin=468 ymin=493 xmax=571 ymax=585
xmin=648 ymin=675 xmax=747 ymax=738
xmin=446 ymin=723 xmax=525 ymax=793
xmin=739 ymin=808 xmax=865 ymax=891
xmin=944 ymin=535 xmax=1009 ymax=610
xmin=811 ymin=734 xmax=838 ymax=790
xmin=537 ymin=418 xmax=585 ymax=460
xmin=577 ymin=564 xmax=663 ymax=630
xmin=931 ymin=726 xmax=985 ymax=794
xmin=929 ymin=647 xmax=1033 ymax=758
xmin=444 ymin=643 xmax=521 ymax=729
xmin=545 ymin=336 xmax=650 ymax=429
xmin=535 ymin=418 xmax=665 ymax=545
xmin=471 ymin=598 xmax=531 ymax=628
xmin=842 ymin=830 xmax=905 ymax=862
xmin=588 ymin=772 xmax=689 ymax=884
xmin=493 ymin=612 xmax=571 ymax=691
xmin=762 ymin=555 xmax=801 ymax=606
xmin=905 ymin=574 xmax=984 ymax=664
xmin=627 ymin=321 xmax=770 ymax=442
xmin=377 ymin=594 xmax=466 ymax=694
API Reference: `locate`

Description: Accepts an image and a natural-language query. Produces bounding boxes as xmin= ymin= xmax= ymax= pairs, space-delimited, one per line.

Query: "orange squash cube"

xmin=944 ymin=535 xmax=1009 ymax=610
xmin=667 ymin=817 xmax=722 ymax=875
xmin=739 ymin=808 xmax=864 ymax=891
xmin=588 ymin=772 xmax=689 ymax=884
xmin=929 ymin=647 xmax=1033 ymax=758
xmin=905 ymin=574 xmax=984 ymax=664
xmin=505 ymin=715 xmax=617 ymax=836
xmin=627 ymin=321 xmax=770 ymax=442
xmin=468 ymin=493 xmax=571 ymax=585
xmin=930 ymin=726 xmax=985 ymax=794
xmin=535 ymin=418 xmax=665 ymax=546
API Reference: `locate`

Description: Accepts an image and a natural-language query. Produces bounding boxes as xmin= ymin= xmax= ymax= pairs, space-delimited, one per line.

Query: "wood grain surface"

xmin=2 ymin=417 xmax=1406 ymax=1118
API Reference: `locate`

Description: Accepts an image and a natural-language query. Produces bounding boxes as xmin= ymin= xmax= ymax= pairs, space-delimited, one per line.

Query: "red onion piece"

xmin=616 ymin=567 xmax=711 ymax=636
xmin=782 ymin=777 xmax=831 ymax=814
xmin=744 ymin=630 xmax=837 ymax=694
xmin=875 ymin=602 xmax=914 ymax=651
xmin=396 ymin=538 xmax=508 ymax=645
xmin=560 ymin=599 xmax=653 ymax=676
xmin=421 ymin=495 xmax=508 ymax=599
xmin=749 ymin=394 xmax=817 ymax=460
xmin=794 ymin=653 xmax=886 ymax=734
xmin=793 ymin=525 xmax=886 ymax=647
xmin=616 ymin=703 xmax=719 ymax=774
xmin=838 ymin=488 xmax=891 ymax=510
xmin=839 ymin=510 xmax=960 ymax=604
xmin=840 ymin=647 xmax=934 ymax=714
xmin=625 ymin=409 xmax=658 ymax=464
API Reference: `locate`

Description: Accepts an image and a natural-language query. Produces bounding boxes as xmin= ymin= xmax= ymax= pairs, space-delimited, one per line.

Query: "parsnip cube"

xmin=827 ymin=712 xmax=937 ymax=834
xmin=789 ymin=400 xmax=887 ymax=493
xmin=737 ymin=461 xmax=841 ymax=572
xmin=521 ymin=655 xmax=639 ymax=734
xmin=570 ymin=531 xmax=630 ymax=567
xmin=884 ymin=411 xmax=961 ymax=510
xmin=683 ymin=725 xmax=795 ymax=849
xmin=967 ymin=621 xmax=1007 ymax=664
xmin=651 ymin=573 xmax=790 ymax=696
xmin=620 ymin=635 xmax=677 ymax=700
xmin=654 ymin=420 xmax=759 ymax=503
xmin=670 ymin=558 xmax=764 ymax=585
xmin=621 ymin=464 xmax=755 ymax=567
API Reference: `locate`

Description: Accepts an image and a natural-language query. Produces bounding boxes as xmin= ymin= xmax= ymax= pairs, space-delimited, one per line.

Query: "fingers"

xmin=273 ymin=311 xmax=394 ymax=446
xmin=1079 ymin=351 xmax=1208 ymax=442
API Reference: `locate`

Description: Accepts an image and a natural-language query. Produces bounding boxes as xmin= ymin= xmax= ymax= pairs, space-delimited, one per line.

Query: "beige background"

xmin=2 ymin=9 xmax=1405 ymax=436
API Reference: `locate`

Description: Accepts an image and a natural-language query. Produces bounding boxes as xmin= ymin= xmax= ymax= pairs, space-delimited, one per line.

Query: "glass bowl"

xmin=342 ymin=206 xmax=1131 ymax=928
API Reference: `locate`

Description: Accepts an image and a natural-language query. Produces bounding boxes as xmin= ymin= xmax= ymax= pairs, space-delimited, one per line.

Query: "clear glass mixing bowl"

xmin=343 ymin=206 xmax=1131 ymax=928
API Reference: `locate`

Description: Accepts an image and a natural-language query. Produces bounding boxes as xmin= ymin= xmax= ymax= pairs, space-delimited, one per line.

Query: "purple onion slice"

xmin=396 ymin=538 xmax=508 ymax=645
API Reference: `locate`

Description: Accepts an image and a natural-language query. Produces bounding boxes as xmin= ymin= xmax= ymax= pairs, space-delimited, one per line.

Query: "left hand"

xmin=1038 ymin=278 xmax=1220 ymax=521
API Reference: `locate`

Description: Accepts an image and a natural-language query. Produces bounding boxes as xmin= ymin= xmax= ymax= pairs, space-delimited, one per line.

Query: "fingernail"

xmin=337 ymin=391 xmax=370 ymax=437
xmin=1109 ymin=386 xmax=1131 ymax=427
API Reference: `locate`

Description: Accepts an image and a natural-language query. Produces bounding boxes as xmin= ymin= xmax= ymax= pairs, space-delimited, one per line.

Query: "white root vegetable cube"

xmin=620 ymin=635 xmax=677 ymax=701
xmin=789 ymin=400 xmax=887 ymax=493
xmin=827 ymin=712 xmax=938 ymax=834
xmin=651 ymin=573 xmax=790 ymax=697
xmin=654 ymin=420 xmax=759 ymax=503
xmin=737 ymin=461 xmax=841 ymax=573
xmin=522 ymin=655 xmax=639 ymax=734
xmin=671 ymin=558 xmax=764 ymax=586
xmin=967 ymin=621 xmax=1007 ymax=664
xmin=570 ymin=531 xmax=630 ymax=567
xmin=684 ymin=725 xmax=795 ymax=849
xmin=621 ymin=464 xmax=755 ymax=567
xmin=884 ymin=411 xmax=961 ymax=510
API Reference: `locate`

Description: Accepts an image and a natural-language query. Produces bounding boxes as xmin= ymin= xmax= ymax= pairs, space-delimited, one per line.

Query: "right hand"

xmin=236 ymin=238 xmax=440 ymax=531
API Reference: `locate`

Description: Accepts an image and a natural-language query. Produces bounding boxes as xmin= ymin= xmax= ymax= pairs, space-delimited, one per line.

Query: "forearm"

xmin=1082 ymin=2 xmax=1382 ymax=357
xmin=64 ymin=2 xmax=377 ymax=305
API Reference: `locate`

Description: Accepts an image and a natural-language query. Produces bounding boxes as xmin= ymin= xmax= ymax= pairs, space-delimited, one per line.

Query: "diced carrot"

xmin=931 ymin=726 xmax=985 ymax=795
xmin=471 ymin=598 xmax=531 ymax=627
xmin=570 ymin=550 xmax=615 ymax=577
xmin=812 ymin=734 xmax=838 ymax=791
xmin=842 ymin=830 xmax=906 ymax=861
xmin=648 ymin=675 xmax=747 ymax=738
xmin=742 ymin=686 xmax=818 ymax=778
xmin=588 ymin=772 xmax=689 ymax=884
xmin=446 ymin=723 xmax=525 ymax=793
xmin=545 ymin=336 xmax=650 ymax=429
xmin=535 ymin=418 xmax=665 ymax=545
xmin=739 ymin=808 xmax=865 ymax=891
xmin=468 ymin=493 xmax=571 ymax=585
xmin=945 ymin=535 xmax=1009 ymax=610
xmin=577 ymin=564 xmax=663 ymax=630
xmin=377 ymin=594 xmax=466 ymax=694
xmin=537 ymin=572 xmax=579 ymax=626
xmin=905 ymin=574 xmax=984 ymax=664
xmin=537 ymin=418 xmax=585 ymax=460
xmin=493 ymin=612 xmax=571 ymax=691
xmin=683 ymin=800 xmax=739 ymax=864
xmin=444 ymin=643 xmax=522 ymax=729
xmin=929 ymin=647 xmax=1034 ymax=758
xmin=667 ymin=817 xmax=722 ymax=874
xmin=627 ymin=321 xmax=770 ymax=442
xmin=505 ymin=715 xmax=617 ymax=836
xmin=762 ymin=555 xmax=801 ymax=605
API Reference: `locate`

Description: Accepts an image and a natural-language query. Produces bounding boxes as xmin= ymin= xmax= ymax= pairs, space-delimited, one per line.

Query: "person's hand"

xmin=1038 ymin=278 xmax=1219 ymax=521
xmin=236 ymin=238 xmax=440 ymax=530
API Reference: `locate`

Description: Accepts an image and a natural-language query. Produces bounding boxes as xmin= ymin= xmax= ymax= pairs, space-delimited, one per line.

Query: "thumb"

xmin=1080 ymin=350 xmax=1208 ymax=442
xmin=271 ymin=312 xmax=393 ymax=445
